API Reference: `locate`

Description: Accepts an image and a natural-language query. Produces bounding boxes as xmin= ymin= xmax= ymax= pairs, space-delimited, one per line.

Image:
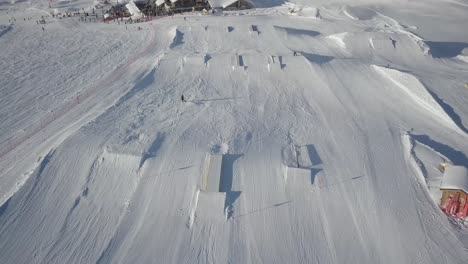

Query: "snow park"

xmin=1 ymin=0 xmax=468 ymax=262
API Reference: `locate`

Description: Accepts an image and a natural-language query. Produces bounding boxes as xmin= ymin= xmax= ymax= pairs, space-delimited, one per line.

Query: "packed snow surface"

xmin=1 ymin=0 xmax=468 ymax=263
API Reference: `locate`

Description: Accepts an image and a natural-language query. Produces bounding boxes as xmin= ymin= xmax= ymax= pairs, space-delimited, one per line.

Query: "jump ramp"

xmin=249 ymin=25 xmax=260 ymax=35
xmin=202 ymin=154 xmax=223 ymax=192
xmin=189 ymin=154 xmax=241 ymax=226
xmin=284 ymin=144 xmax=323 ymax=185
xmin=231 ymin=54 xmax=287 ymax=72
xmin=182 ymin=54 xmax=210 ymax=69
xmin=231 ymin=55 xmax=247 ymax=71
xmin=197 ymin=191 xmax=226 ymax=217
xmin=287 ymin=167 xmax=313 ymax=184
xmin=281 ymin=55 xmax=312 ymax=72
xmin=267 ymin=55 xmax=285 ymax=71
xmin=286 ymin=167 xmax=320 ymax=199
xmin=296 ymin=144 xmax=322 ymax=168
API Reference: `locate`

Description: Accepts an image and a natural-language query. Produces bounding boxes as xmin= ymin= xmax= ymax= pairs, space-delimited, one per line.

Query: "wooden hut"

xmin=440 ymin=166 xmax=468 ymax=219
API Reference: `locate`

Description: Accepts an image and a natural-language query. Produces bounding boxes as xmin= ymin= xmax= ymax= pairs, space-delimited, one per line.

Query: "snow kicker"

xmin=190 ymin=154 xmax=242 ymax=226
xmin=372 ymin=65 xmax=464 ymax=133
xmin=169 ymin=28 xmax=185 ymax=49
xmin=283 ymin=144 xmax=323 ymax=187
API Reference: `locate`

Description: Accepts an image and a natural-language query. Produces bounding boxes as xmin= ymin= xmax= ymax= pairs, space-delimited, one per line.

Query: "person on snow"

xmin=315 ymin=9 xmax=321 ymax=19
xmin=293 ymin=51 xmax=297 ymax=56
xmin=181 ymin=95 xmax=186 ymax=103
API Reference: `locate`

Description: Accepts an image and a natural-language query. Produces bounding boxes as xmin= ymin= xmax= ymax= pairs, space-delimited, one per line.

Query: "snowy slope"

xmin=1 ymin=0 xmax=468 ymax=263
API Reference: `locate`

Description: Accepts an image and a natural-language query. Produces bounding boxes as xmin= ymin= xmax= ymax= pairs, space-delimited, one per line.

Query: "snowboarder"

xmin=316 ymin=9 xmax=322 ymax=19
xmin=293 ymin=51 xmax=297 ymax=56
xmin=42 ymin=26 xmax=45 ymax=31
xmin=181 ymin=95 xmax=186 ymax=103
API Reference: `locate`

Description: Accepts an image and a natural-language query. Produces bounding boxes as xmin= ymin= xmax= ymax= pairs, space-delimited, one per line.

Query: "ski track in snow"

xmin=0 ymin=0 xmax=468 ymax=263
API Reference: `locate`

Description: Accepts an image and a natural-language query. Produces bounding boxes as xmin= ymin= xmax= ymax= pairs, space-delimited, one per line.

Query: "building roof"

xmin=207 ymin=0 xmax=238 ymax=8
xmin=125 ymin=1 xmax=143 ymax=19
xmin=155 ymin=0 xmax=165 ymax=6
xmin=440 ymin=166 xmax=468 ymax=193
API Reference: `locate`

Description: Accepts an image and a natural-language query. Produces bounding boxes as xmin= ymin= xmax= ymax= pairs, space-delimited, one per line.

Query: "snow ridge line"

xmin=376 ymin=13 xmax=430 ymax=55
xmin=139 ymin=132 xmax=165 ymax=169
xmin=410 ymin=134 xmax=468 ymax=168
xmin=0 ymin=148 xmax=56 ymax=218
xmin=169 ymin=28 xmax=184 ymax=49
xmin=187 ymin=189 xmax=200 ymax=228
xmin=402 ymin=132 xmax=428 ymax=185
xmin=342 ymin=9 xmax=357 ymax=20
xmin=93 ymin=152 xmax=145 ymax=264
xmin=371 ymin=65 xmax=463 ymax=133
xmin=41 ymin=154 xmax=102 ymax=261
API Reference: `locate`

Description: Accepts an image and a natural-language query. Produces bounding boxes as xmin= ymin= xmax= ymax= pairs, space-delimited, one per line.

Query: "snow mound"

xmin=274 ymin=25 xmax=320 ymax=38
xmin=290 ymin=7 xmax=320 ymax=18
xmin=345 ymin=6 xmax=377 ymax=20
xmin=403 ymin=133 xmax=450 ymax=205
xmin=372 ymin=65 xmax=459 ymax=130
xmin=342 ymin=9 xmax=357 ymax=20
xmin=196 ymin=191 xmax=226 ymax=220
xmin=169 ymin=28 xmax=184 ymax=49
xmin=286 ymin=167 xmax=314 ymax=186
xmin=368 ymin=37 xmax=375 ymax=49
xmin=456 ymin=55 xmax=468 ymax=63
xmin=281 ymin=3 xmax=321 ymax=18
xmin=373 ymin=13 xmax=430 ymax=55
xmin=327 ymin=32 xmax=348 ymax=49
xmin=183 ymin=54 xmax=209 ymax=68
xmin=462 ymin=47 xmax=468 ymax=56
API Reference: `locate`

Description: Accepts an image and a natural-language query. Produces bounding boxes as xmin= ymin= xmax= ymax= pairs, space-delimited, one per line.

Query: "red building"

xmin=440 ymin=166 xmax=468 ymax=220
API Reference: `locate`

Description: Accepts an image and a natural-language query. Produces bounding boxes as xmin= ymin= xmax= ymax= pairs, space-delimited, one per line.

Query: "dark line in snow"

xmin=410 ymin=133 xmax=468 ymax=167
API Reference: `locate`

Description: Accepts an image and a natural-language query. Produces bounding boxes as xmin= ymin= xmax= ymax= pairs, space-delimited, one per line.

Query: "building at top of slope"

xmin=440 ymin=166 xmax=468 ymax=220
xmin=106 ymin=0 xmax=251 ymax=19
xmin=145 ymin=0 xmax=251 ymax=16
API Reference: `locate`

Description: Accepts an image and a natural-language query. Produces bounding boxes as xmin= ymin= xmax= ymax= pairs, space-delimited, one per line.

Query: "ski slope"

xmin=1 ymin=0 xmax=468 ymax=263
